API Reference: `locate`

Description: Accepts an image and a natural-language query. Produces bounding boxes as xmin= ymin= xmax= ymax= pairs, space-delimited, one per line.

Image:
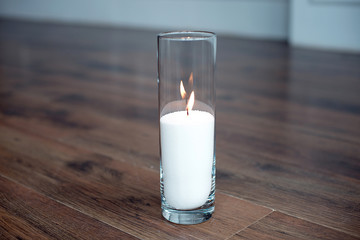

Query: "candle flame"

xmin=186 ymin=91 xmax=195 ymax=116
xmin=189 ymin=72 xmax=193 ymax=86
xmin=180 ymin=73 xmax=195 ymax=116
xmin=180 ymin=80 xmax=186 ymax=99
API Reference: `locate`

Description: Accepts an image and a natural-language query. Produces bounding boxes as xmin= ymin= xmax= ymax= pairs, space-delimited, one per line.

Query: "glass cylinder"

xmin=157 ymin=31 xmax=216 ymax=224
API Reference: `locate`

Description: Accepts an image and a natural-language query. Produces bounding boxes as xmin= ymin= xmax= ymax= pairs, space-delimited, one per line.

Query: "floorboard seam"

xmin=217 ymin=190 xmax=274 ymax=211
xmin=219 ymin=189 xmax=360 ymax=239
xmin=276 ymin=210 xmax=360 ymax=238
xmin=219 ymin=189 xmax=360 ymax=238
xmin=225 ymin=210 xmax=274 ymax=240
xmin=0 ymin=173 xmax=142 ymax=240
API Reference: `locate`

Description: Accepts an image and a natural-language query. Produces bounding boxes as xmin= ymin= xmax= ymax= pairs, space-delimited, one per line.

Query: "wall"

xmin=0 ymin=0 xmax=289 ymax=40
xmin=290 ymin=0 xmax=360 ymax=52
xmin=1 ymin=0 xmax=360 ymax=52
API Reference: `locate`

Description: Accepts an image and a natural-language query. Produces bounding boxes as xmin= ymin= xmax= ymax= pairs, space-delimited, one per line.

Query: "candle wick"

xmin=187 ymin=109 xmax=189 ymax=116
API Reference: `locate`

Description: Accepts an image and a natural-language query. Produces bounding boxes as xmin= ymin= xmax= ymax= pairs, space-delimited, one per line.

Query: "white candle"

xmin=160 ymin=110 xmax=214 ymax=210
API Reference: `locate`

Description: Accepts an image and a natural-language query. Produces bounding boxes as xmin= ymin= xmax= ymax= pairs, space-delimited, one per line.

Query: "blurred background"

xmin=0 ymin=0 xmax=359 ymax=53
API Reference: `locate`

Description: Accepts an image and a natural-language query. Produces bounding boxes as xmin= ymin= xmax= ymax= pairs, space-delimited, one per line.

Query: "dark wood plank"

xmin=231 ymin=211 xmax=359 ymax=240
xmin=0 ymin=125 xmax=272 ymax=240
xmin=215 ymin=40 xmax=360 ymax=236
xmin=0 ymin=175 xmax=139 ymax=240
xmin=1 ymin=19 xmax=360 ymax=238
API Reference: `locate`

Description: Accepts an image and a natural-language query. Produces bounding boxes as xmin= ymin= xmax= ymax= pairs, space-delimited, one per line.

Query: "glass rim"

xmin=158 ymin=31 xmax=216 ymax=41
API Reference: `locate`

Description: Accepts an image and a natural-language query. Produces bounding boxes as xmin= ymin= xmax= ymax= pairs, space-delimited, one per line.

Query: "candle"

xmin=160 ymin=110 xmax=214 ymax=210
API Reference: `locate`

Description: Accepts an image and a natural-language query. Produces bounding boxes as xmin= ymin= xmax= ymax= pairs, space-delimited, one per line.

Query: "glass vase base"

xmin=162 ymin=206 xmax=214 ymax=225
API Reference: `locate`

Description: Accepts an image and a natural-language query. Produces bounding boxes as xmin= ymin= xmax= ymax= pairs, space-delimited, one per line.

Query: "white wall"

xmin=1 ymin=0 xmax=360 ymax=52
xmin=0 ymin=0 xmax=289 ymax=40
xmin=290 ymin=0 xmax=360 ymax=52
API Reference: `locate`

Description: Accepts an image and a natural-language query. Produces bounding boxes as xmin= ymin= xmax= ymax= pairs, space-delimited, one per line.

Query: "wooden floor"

xmin=0 ymin=19 xmax=359 ymax=239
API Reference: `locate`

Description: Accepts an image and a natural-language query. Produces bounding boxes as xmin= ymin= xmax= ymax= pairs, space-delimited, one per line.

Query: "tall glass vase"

xmin=157 ymin=31 xmax=217 ymax=224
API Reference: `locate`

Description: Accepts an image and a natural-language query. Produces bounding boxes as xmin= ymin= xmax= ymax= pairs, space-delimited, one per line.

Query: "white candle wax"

xmin=160 ymin=110 xmax=214 ymax=210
